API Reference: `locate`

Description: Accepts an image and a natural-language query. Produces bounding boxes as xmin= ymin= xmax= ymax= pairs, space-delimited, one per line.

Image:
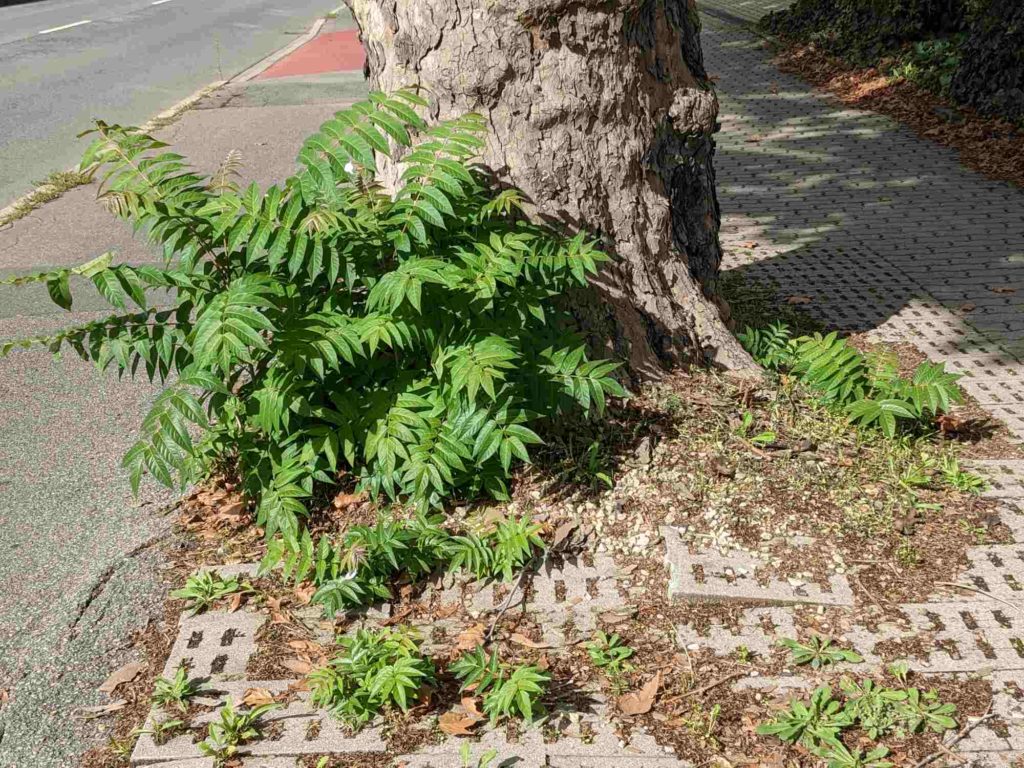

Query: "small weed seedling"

xmin=958 ymin=517 xmax=989 ymax=545
xmin=780 ymin=636 xmax=863 ymax=668
xmin=451 ymin=646 xmax=550 ymax=724
xmin=887 ymin=661 xmax=910 ymax=686
xmin=816 ymin=743 xmax=893 ymax=768
xmin=735 ymin=644 xmax=755 ymax=664
xmin=134 ymin=714 xmax=185 ymax=746
xmin=757 ymin=685 xmax=853 ymax=748
xmin=941 ymin=456 xmax=987 ymax=494
xmin=308 ymin=626 xmax=434 ymax=728
xmin=585 ymin=631 xmax=635 ymax=694
xmin=171 ymin=571 xmax=249 ymax=615
xmin=759 ymin=680 xmax=957 ymax=761
xmin=895 ymin=537 xmax=921 ymax=569
xmin=152 ymin=664 xmax=209 ymax=711
xmin=460 ymin=742 xmax=498 ymax=768
xmin=198 ymin=697 xmax=278 ymax=761
xmin=736 ymin=410 xmax=776 ymax=446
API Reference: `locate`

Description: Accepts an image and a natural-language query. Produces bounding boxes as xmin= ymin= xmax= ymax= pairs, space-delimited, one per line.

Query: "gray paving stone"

xmin=161 ymin=608 xmax=264 ymax=680
xmin=400 ymin=705 xmax=691 ymax=768
xmin=132 ymin=680 xmax=386 ymax=765
xmin=705 ymin=11 xmax=1024 ymax=442
xmin=676 ymin=605 xmax=795 ymax=656
xmin=425 ymin=555 xmax=623 ymax=645
xmin=663 ymin=527 xmax=854 ymax=606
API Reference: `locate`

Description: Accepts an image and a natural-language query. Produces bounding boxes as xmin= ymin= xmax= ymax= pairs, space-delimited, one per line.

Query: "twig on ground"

xmin=665 ymin=671 xmax=745 ymax=704
xmin=912 ymin=703 xmax=995 ymax=768
xmin=852 ymin=570 xmax=888 ymax=610
xmin=487 ymin=554 xmax=542 ymax=641
xmin=935 ymin=582 xmax=1023 ymax=613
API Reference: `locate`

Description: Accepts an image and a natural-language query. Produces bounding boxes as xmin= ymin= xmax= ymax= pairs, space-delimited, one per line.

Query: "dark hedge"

xmin=762 ymin=0 xmax=1023 ymax=122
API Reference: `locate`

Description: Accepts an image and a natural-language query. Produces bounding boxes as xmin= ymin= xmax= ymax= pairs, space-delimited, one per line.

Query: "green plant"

xmin=759 ymin=679 xmax=957 ymax=758
xmin=941 ymin=456 xmax=987 ymax=494
xmin=460 ymin=742 xmax=498 ymax=768
xmin=839 ymin=678 xmax=906 ymax=739
xmin=756 ymin=685 xmax=852 ymax=748
xmin=585 ymin=631 xmax=635 ymax=693
xmin=736 ymin=410 xmax=777 ymax=446
xmin=889 ymin=37 xmax=964 ymax=95
xmin=267 ymin=511 xmax=545 ymax=617
xmin=780 ymin=636 xmax=864 ymax=668
xmin=2 ymin=91 xmax=624 ymax=554
xmin=152 ymin=664 xmax=210 ymax=711
xmin=451 ymin=646 xmax=550 ymax=724
xmin=735 ymin=644 xmax=755 ymax=664
xmin=170 ymin=570 xmax=248 ymax=615
xmin=958 ymin=517 xmax=989 ymax=544
xmin=899 ymin=687 xmax=958 ymax=733
xmin=887 ymin=661 xmax=910 ymax=686
xmin=446 ymin=514 xmax=546 ymax=581
xmin=895 ymin=537 xmax=921 ymax=568
xmin=198 ymin=697 xmax=278 ymax=761
xmin=817 ymin=743 xmax=893 ymax=768
xmin=133 ymin=714 xmax=185 ymax=746
xmin=556 ymin=435 xmax=614 ymax=490
xmin=308 ymin=626 xmax=434 ymax=727
xmin=740 ymin=326 xmax=962 ymax=437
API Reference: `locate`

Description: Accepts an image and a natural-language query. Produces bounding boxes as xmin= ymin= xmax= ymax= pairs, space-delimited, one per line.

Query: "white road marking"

xmin=38 ymin=19 xmax=92 ymax=35
xmin=151 ymin=0 xmax=175 ymax=5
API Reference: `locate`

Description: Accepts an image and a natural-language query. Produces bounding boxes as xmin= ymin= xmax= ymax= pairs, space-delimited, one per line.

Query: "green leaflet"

xmin=3 ymin=92 xmax=626 ymax=558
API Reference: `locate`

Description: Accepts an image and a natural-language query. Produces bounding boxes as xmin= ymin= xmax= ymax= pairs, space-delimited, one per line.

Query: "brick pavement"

xmin=699 ymin=5 xmax=1024 ymax=439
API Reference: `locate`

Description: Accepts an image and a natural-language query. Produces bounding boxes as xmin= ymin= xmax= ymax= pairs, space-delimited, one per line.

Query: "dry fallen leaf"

xmin=294 ymin=582 xmax=316 ymax=605
xmin=281 ymin=658 xmax=314 ymax=675
xmin=98 ymin=662 xmax=146 ymax=694
xmin=227 ymin=592 xmax=244 ymax=613
xmin=990 ymin=286 xmax=1017 ymax=294
xmin=739 ymin=240 xmax=759 ymax=249
xmin=617 ymin=671 xmax=662 ymax=716
xmin=332 ymin=491 xmax=365 ymax=509
xmin=439 ymin=710 xmax=478 ymax=736
xmin=551 ymin=519 xmax=579 ymax=550
xmin=456 ymin=623 xmax=486 ymax=651
xmin=510 ymin=632 xmax=554 ymax=649
xmin=960 ymin=302 xmax=976 ymax=313
xmin=242 ymin=687 xmax=277 ymax=707
xmin=461 ymin=696 xmax=483 ymax=720
xmin=785 ymin=295 xmax=813 ymax=305
xmin=219 ymin=500 xmax=245 ymax=517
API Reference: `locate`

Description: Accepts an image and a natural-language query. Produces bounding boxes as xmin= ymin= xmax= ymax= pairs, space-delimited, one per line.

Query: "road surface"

xmin=0 ymin=3 xmax=341 ymax=765
xmin=0 ymin=0 xmax=332 ymax=206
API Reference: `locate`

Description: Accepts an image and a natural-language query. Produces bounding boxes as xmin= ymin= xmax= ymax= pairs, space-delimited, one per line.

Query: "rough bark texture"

xmin=347 ymin=0 xmax=755 ymax=377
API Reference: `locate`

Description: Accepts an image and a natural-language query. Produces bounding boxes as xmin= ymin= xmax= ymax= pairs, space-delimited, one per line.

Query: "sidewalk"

xmin=699 ymin=2 xmax=1024 ymax=439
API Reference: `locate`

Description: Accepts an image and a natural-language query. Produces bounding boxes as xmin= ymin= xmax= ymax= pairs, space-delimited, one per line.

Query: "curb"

xmin=230 ymin=17 xmax=327 ymax=84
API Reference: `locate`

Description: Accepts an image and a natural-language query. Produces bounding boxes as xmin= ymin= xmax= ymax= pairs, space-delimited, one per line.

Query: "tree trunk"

xmin=346 ymin=0 xmax=755 ymax=377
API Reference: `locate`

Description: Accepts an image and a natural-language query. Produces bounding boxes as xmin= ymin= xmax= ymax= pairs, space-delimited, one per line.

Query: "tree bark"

xmin=346 ymin=0 xmax=756 ymax=377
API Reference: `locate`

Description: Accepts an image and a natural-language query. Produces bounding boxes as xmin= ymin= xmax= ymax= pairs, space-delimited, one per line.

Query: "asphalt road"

xmin=0 ymin=3 xmax=345 ymax=765
xmin=0 ymin=0 xmax=333 ymax=207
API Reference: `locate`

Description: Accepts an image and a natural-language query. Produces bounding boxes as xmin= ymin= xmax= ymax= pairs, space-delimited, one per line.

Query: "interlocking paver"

xmin=663 ymin=526 xmax=855 ymax=606
xmin=700 ymin=9 xmax=1024 ymax=440
xmin=161 ymin=609 xmax=264 ymax=680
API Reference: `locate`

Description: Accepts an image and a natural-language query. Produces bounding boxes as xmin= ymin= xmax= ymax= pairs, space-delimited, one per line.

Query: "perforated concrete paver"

xmin=663 ymin=526 xmax=854 ymax=606
xmin=703 ymin=11 xmax=1024 ymax=440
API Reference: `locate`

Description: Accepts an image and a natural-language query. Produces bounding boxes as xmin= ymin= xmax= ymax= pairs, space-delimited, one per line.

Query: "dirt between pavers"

xmin=84 ymin=370 xmax=1024 ymax=767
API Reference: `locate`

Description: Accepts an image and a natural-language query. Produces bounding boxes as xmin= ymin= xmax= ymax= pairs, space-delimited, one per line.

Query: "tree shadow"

xmin=702 ymin=19 xmax=1024 ymax=368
